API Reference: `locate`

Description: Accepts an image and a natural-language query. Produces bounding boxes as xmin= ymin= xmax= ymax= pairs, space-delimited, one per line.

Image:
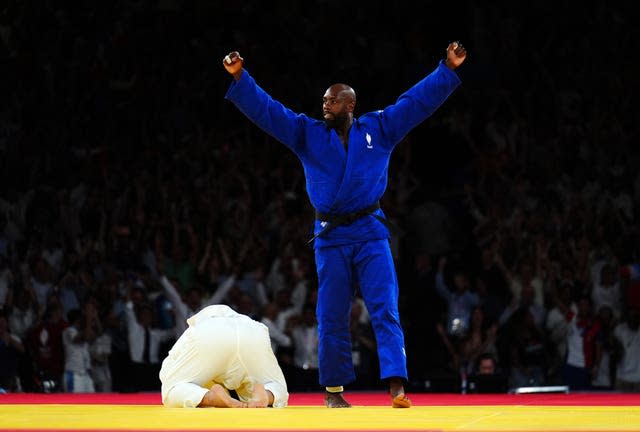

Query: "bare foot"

xmin=324 ymin=392 xmax=352 ymax=408
xmin=199 ymin=384 xmax=247 ymax=408
xmin=247 ymin=382 xmax=274 ymax=408
xmin=392 ymin=393 xmax=412 ymax=408
xmin=389 ymin=378 xmax=411 ymax=408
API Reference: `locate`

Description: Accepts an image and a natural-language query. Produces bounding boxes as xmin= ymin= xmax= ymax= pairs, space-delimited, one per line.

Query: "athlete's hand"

xmin=223 ymin=51 xmax=244 ymax=81
xmin=445 ymin=41 xmax=467 ymax=70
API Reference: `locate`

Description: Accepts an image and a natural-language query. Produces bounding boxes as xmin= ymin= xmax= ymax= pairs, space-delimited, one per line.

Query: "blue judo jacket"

xmin=225 ymin=60 xmax=460 ymax=248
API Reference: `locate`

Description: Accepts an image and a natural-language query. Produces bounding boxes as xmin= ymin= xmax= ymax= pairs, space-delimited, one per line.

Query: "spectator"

xmin=29 ymin=258 xmax=54 ymax=316
xmin=562 ymin=296 xmax=602 ymax=391
xmin=467 ymin=352 xmax=508 ymax=393
xmin=123 ymin=296 xmax=174 ymax=391
xmin=158 ymin=272 xmax=237 ymax=337
xmin=27 ymin=301 xmax=67 ymax=392
xmin=476 ymin=245 xmax=510 ymax=323
xmin=8 ymin=285 xmax=38 ymax=342
xmin=591 ymin=264 xmax=622 ymax=320
xmin=476 ymin=353 xmax=498 ymax=376
xmin=435 ymin=257 xmax=480 ymax=338
xmin=62 ymin=301 xmax=100 ymax=393
xmin=591 ymin=305 xmax=616 ymax=390
xmin=459 ymin=307 xmax=498 ymax=375
xmin=89 ymin=308 xmax=113 ymax=393
xmin=613 ymin=309 xmax=640 ymax=392
xmin=260 ymin=302 xmax=292 ymax=355
xmin=499 ymin=306 xmax=548 ymax=389
xmin=7 ymin=283 xmax=38 ymax=391
xmin=233 ymin=292 xmax=258 ymax=321
xmin=0 ymin=258 xmax=12 ymax=309
xmin=155 ymin=219 xmax=199 ymax=292
xmin=290 ymin=304 xmax=319 ymax=391
xmin=53 ymin=270 xmax=81 ymax=320
xmin=499 ymin=284 xmax=546 ymax=331
xmin=545 ymin=282 xmax=572 ymax=384
xmin=0 ymin=308 xmax=25 ymax=391
xmin=498 ymin=256 xmax=545 ymax=308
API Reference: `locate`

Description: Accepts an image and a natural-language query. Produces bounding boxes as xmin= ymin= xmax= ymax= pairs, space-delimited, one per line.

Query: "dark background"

xmin=0 ymin=0 xmax=639 ymax=393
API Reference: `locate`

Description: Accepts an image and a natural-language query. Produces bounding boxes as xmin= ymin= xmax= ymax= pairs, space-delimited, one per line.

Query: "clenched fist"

xmin=445 ymin=41 xmax=467 ymax=70
xmin=223 ymin=51 xmax=244 ymax=81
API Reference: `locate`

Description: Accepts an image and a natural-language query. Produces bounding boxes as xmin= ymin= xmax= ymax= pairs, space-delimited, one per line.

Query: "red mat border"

xmin=1 ymin=392 xmax=640 ymax=406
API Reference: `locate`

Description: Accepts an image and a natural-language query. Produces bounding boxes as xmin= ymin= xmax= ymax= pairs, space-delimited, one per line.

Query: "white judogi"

xmin=62 ymin=326 xmax=95 ymax=393
xmin=159 ymin=305 xmax=289 ymax=408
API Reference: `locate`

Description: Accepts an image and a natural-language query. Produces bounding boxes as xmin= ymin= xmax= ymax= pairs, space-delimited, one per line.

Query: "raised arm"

xmin=435 ymin=257 xmax=454 ymax=303
xmin=159 ymin=275 xmax=188 ymax=322
xmin=377 ymin=42 xmax=467 ymax=148
xmin=223 ymin=51 xmax=308 ymax=154
xmin=223 ymin=51 xmax=244 ymax=81
xmin=204 ymin=273 xmax=237 ymax=305
xmin=444 ymin=41 xmax=467 ymax=71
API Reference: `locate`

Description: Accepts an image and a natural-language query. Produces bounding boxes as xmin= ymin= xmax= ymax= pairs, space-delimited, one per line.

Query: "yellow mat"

xmin=2 ymin=404 xmax=640 ymax=431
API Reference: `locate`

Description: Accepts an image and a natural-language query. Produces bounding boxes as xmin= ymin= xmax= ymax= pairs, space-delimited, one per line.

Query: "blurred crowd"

xmin=1 ymin=1 xmax=639 ymax=394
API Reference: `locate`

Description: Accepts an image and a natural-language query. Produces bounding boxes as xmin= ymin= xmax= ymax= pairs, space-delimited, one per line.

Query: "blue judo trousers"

xmin=225 ymin=60 xmax=461 ymax=386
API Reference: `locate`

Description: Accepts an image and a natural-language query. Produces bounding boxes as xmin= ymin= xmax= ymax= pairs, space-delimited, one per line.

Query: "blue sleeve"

xmin=377 ymin=60 xmax=461 ymax=149
xmin=225 ymin=70 xmax=308 ymax=155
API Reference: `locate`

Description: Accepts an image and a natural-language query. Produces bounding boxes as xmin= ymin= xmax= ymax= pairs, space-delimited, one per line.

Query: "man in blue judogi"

xmin=223 ymin=42 xmax=467 ymax=408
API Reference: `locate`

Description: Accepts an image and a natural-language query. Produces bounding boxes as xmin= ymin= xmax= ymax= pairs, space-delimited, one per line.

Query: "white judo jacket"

xmin=159 ymin=305 xmax=289 ymax=408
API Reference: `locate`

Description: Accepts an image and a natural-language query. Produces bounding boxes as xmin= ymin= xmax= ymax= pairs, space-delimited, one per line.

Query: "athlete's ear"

xmin=348 ymin=100 xmax=355 ymax=113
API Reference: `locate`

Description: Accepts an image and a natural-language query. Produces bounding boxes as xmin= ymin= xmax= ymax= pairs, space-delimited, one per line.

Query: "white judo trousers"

xmin=159 ymin=305 xmax=289 ymax=408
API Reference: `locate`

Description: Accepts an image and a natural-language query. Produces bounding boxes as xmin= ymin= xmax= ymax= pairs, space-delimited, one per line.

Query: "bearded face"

xmin=323 ymin=108 xmax=351 ymax=129
xmin=322 ymin=84 xmax=355 ymax=130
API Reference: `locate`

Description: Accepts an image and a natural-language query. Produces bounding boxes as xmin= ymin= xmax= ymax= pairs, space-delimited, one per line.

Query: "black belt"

xmin=308 ymin=201 xmax=391 ymax=244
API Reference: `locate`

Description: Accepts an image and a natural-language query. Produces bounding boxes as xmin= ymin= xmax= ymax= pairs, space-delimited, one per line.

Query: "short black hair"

xmin=477 ymin=352 xmax=496 ymax=364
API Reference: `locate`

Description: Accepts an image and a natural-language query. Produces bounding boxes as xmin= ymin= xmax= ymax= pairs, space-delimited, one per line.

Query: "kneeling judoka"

xmin=159 ymin=304 xmax=289 ymax=408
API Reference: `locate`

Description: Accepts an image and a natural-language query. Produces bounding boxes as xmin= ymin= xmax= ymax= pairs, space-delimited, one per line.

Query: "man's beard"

xmin=324 ymin=112 xmax=349 ymax=130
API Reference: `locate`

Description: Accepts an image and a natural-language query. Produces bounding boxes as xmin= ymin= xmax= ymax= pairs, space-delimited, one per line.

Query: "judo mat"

xmin=1 ymin=392 xmax=640 ymax=431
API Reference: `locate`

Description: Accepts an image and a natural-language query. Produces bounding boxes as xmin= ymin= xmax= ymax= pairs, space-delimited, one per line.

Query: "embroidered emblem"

xmin=366 ymin=133 xmax=373 ymax=149
xmin=320 ymin=221 xmax=328 ymax=228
